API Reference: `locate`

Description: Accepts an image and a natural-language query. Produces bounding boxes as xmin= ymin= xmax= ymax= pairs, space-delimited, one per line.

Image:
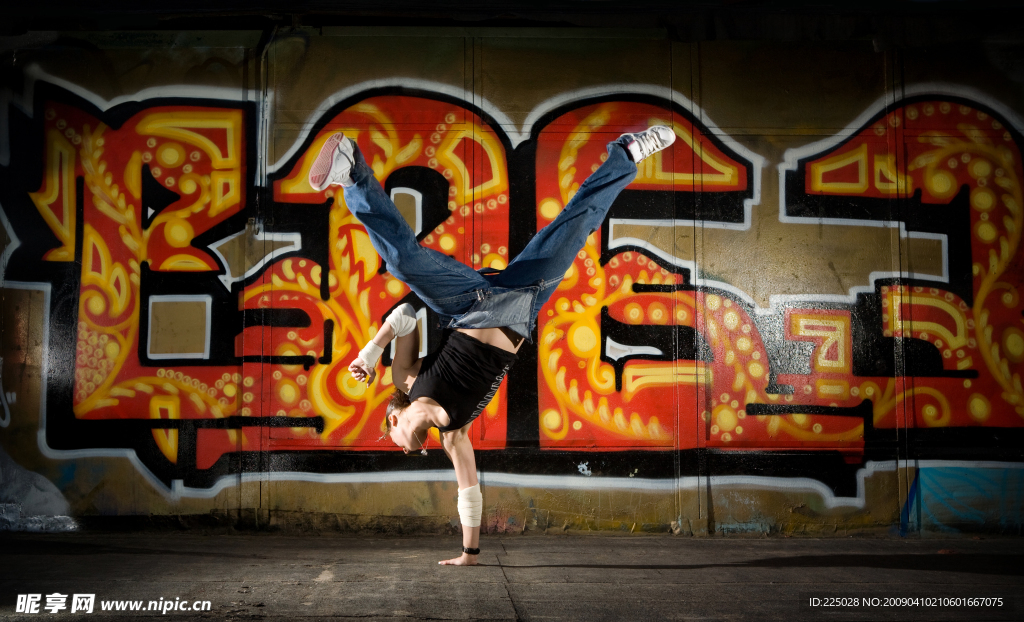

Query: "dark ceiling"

xmin=1 ymin=0 xmax=1022 ymax=46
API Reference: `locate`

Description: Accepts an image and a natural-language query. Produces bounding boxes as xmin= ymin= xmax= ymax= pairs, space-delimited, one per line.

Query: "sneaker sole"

xmin=308 ymin=133 xmax=346 ymax=191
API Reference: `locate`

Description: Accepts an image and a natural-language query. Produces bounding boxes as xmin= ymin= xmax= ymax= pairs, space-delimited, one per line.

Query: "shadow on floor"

xmin=485 ymin=553 xmax=1024 ymax=576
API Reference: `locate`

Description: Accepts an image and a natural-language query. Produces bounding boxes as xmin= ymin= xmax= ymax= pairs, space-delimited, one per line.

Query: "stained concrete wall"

xmin=0 ymin=25 xmax=1022 ymax=535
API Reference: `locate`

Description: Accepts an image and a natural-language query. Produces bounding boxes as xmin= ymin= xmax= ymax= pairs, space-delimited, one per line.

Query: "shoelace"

xmin=634 ymin=131 xmax=664 ymax=157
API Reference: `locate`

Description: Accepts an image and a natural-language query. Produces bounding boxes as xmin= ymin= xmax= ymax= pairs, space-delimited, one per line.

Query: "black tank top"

xmin=408 ymin=330 xmax=517 ymax=432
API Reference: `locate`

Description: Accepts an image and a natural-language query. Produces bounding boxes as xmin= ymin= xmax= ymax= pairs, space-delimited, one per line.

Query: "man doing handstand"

xmin=309 ymin=124 xmax=675 ymax=565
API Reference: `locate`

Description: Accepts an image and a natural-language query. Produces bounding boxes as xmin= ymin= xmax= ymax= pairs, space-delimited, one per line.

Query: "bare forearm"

xmin=449 ymin=435 xmax=479 ymax=489
xmin=349 ymin=324 xmax=396 ymax=385
xmin=439 ymin=431 xmax=481 ymax=566
xmin=462 ymin=523 xmax=480 ymax=549
xmin=371 ymin=323 xmax=395 ymax=347
xmin=441 ymin=441 xmax=482 ymax=545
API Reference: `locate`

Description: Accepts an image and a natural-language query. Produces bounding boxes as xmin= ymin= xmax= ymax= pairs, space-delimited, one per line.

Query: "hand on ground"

xmin=438 ymin=553 xmax=478 ymax=566
xmin=348 ymin=358 xmax=376 ymax=384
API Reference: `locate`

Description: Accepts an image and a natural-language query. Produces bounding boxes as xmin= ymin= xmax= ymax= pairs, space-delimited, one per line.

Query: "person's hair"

xmin=384 ymin=389 xmax=412 ymax=434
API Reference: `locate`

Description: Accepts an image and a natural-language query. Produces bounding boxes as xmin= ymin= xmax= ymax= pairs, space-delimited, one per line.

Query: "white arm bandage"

xmin=386 ymin=303 xmax=418 ymax=338
xmin=457 ymin=484 xmax=482 ymax=528
xmin=358 ymin=341 xmax=384 ymax=368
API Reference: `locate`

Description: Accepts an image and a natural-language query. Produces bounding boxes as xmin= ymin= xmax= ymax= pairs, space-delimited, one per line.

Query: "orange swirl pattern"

xmin=22 ymin=91 xmax=1024 ymax=477
xmin=803 ymin=100 xmax=1024 ymax=431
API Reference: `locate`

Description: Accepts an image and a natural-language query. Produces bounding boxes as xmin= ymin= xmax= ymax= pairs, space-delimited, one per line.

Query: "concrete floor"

xmin=0 ymin=532 xmax=1021 ymax=621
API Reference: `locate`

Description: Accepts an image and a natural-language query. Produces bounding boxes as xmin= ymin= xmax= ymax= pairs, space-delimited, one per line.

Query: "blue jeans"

xmin=342 ymin=136 xmax=638 ymax=340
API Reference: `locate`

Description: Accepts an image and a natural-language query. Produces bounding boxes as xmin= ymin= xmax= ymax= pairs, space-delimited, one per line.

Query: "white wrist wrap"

xmin=457 ymin=484 xmax=482 ymax=528
xmin=386 ymin=303 xmax=418 ymax=338
xmin=358 ymin=341 xmax=384 ymax=368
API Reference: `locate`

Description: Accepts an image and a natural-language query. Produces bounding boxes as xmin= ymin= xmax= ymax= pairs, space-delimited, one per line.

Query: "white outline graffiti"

xmin=1 ymin=70 xmax=1021 ymax=505
xmin=207 ymin=229 xmax=302 ymax=291
xmin=775 ymin=83 xmax=1024 ymax=310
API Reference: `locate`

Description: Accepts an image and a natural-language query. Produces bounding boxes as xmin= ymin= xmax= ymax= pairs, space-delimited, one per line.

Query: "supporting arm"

xmin=439 ymin=427 xmax=480 ymax=566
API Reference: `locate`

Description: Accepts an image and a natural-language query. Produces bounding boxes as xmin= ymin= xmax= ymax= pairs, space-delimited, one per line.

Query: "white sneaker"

xmin=308 ymin=133 xmax=355 ymax=190
xmin=621 ymin=126 xmax=676 ymax=162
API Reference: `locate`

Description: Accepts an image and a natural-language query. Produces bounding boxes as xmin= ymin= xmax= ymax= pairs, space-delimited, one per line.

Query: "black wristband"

xmin=463 ymin=546 xmax=480 ymax=555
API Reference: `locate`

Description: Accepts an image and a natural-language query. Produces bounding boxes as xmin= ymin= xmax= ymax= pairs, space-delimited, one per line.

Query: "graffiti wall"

xmin=0 ymin=30 xmax=1022 ymax=534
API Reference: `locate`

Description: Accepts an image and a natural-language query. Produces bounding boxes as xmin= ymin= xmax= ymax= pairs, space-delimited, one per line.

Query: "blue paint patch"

xmin=715 ymin=521 xmax=772 ymax=534
xmin=917 ymin=467 xmax=1024 ymax=533
xmin=899 ymin=471 xmax=919 ymax=537
xmin=54 ymin=463 xmax=77 ymax=490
